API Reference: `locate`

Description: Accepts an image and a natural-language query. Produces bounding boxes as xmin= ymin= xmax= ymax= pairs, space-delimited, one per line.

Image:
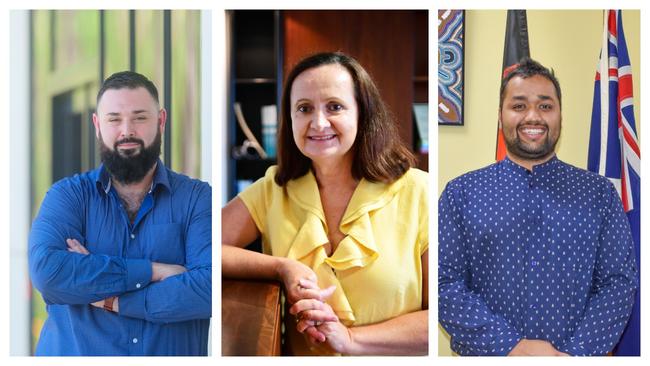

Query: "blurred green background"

xmin=29 ymin=10 xmax=204 ymax=354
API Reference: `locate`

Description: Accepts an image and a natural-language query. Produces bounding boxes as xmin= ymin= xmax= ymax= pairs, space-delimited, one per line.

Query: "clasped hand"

xmin=279 ymin=259 xmax=354 ymax=354
xmin=290 ymin=279 xmax=356 ymax=354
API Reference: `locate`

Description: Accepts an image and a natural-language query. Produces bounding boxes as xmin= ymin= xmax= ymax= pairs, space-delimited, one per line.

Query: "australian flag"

xmin=587 ymin=10 xmax=640 ymax=356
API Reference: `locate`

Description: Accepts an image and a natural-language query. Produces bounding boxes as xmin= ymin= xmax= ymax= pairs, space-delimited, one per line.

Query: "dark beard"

xmin=99 ymin=130 xmax=161 ymax=185
xmin=505 ymin=123 xmax=560 ymax=160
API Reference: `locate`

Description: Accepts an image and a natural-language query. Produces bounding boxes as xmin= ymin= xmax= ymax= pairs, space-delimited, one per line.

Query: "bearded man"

xmin=438 ymin=58 xmax=637 ymax=356
xmin=28 ymin=71 xmax=211 ymax=356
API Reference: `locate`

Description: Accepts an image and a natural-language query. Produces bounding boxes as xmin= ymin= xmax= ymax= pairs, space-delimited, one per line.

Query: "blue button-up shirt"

xmin=29 ymin=160 xmax=211 ymax=356
xmin=438 ymin=156 xmax=637 ymax=356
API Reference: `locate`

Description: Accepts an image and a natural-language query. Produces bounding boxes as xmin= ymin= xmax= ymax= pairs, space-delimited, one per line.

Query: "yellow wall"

xmin=437 ymin=9 xmax=641 ymax=356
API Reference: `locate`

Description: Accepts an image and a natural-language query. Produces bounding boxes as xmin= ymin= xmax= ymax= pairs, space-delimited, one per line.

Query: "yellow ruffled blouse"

xmin=238 ymin=166 xmax=428 ymax=354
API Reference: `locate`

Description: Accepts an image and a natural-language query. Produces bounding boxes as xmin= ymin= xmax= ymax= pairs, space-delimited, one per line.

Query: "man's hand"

xmin=508 ymin=339 xmax=569 ymax=356
xmin=67 ymin=238 xmax=90 ymax=255
xmin=67 ymin=239 xmax=121 ymax=313
xmin=152 ymin=262 xmax=187 ymax=282
xmin=90 ymin=297 xmax=119 ymax=313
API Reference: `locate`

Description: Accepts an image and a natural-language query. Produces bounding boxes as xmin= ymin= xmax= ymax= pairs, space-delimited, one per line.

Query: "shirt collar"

xmin=502 ymin=154 xmax=560 ymax=175
xmin=95 ymin=159 xmax=171 ymax=195
xmin=285 ymin=168 xmax=407 ymax=225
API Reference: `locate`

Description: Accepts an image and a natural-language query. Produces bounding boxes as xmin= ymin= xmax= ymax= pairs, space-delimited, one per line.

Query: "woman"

xmin=222 ymin=52 xmax=428 ymax=355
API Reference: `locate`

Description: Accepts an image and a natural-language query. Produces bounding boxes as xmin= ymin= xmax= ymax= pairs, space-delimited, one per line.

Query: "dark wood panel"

xmin=414 ymin=10 xmax=429 ymax=104
xmin=417 ymin=152 xmax=429 ymax=171
xmin=222 ymin=279 xmax=282 ymax=356
xmin=283 ymin=10 xmax=416 ymax=147
xmin=414 ymin=10 xmax=428 ymax=80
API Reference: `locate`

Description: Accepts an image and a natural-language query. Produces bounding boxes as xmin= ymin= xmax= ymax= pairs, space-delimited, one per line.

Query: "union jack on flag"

xmin=588 ymin=10 xmax=640 ymax=211
xmin=587 ymin=9 xmax=640 ymax=356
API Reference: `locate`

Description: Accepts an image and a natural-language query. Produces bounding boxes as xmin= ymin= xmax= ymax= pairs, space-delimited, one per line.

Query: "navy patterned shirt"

xmin=438 ymin=156 xmax=637 ymax=356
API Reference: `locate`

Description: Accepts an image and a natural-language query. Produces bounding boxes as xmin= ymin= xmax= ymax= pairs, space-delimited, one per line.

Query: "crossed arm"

xmin=65 ymin=238 xmax=185 ymax=312
xmin=28 ymin=179 xmax=212 ymax=323
xmin=222 ymin=197 xmax=428 ymax=355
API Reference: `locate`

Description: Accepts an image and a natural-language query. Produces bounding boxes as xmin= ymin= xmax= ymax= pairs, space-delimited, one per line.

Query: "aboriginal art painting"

xmin=438 ymin=10 xmax=464 ymax=125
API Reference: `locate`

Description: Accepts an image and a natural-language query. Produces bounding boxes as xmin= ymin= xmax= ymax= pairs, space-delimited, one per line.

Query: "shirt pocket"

xmin=144 ymin=223 xmax=185 ymax=265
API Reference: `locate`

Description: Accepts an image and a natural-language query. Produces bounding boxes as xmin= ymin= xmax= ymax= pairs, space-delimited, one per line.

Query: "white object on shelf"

xmin=233 ymin=102 xmax=268 ymax=159
xmin=261 ymin=105 xmax=277 ymax=159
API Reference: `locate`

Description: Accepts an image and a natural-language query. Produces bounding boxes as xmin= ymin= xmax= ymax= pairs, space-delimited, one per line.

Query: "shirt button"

xmin=132 ymin=338 xmax=138 ymax=344
xmin=531 ymin=261 xmax=538 ymax=266
xmin=130 ymin=233 xmax=135 ymax=239
xmin=136 ymin=283 xmax=141 ymax=289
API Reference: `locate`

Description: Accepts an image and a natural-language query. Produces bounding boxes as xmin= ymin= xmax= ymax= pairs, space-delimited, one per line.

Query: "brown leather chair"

xmin=222 ymin=279 xmax=283 ymax=356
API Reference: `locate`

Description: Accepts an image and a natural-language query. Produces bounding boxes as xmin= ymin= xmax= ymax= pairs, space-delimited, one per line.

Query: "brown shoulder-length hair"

xmin=275 ymin=52 xmax=415 ymax=186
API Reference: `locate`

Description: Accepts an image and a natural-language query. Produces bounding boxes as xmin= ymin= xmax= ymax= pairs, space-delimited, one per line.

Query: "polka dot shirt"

xmin=438 ymin=156 xmax=638 ymax=356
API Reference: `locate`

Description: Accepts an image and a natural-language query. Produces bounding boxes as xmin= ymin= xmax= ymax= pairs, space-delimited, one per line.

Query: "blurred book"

xmin=261 ymin=105 xmax=277 ymax=159
xmin=413 ymin=103 xmax=429 ymax=154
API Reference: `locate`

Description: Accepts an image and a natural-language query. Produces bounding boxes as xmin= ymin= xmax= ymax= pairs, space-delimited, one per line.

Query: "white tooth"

xmin=311 ymin=135 xmax=334 ymax=140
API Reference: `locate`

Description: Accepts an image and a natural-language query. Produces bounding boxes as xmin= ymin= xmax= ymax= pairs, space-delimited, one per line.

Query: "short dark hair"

xmin=97 ymin=71 xmax=159 ymax=106
xmin=499 ymin=57 xmax=562 ymax=110
xmin=275 ymin=52 xmax=415 ymax=186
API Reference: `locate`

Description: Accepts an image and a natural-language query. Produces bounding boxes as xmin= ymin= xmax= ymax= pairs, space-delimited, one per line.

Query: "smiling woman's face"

xmin=290 ymin=64 xmax=359 ymax=167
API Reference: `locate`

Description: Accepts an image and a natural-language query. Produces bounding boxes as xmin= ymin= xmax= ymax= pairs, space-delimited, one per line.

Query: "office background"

xmin=224 ymin=10 xmax=429 ymax=203
xmin=438 ymin=9 xmax=641 ymax=356
xmin=220 ymin=10 xmax=429 ymax=354
xmin=9 ymin=9 xmax=212 ymax=355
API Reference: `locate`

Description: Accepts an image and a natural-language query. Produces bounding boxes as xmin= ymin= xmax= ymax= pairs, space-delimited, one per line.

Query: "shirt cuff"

xmin=125 ymin=258 xmax=152 ymax=292
xmin=118 ymin=287 xmax=146 ymax=320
